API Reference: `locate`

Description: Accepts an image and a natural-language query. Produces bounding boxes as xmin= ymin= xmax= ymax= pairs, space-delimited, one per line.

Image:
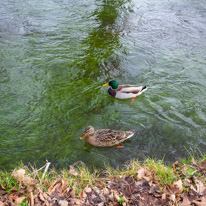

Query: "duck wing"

xmin=118 ymin=85 xmax=144 ymax=94
xmin=114 ymin=85 xmax=147 ymax=99
xmin=96 ymin=129 xmax=134 ymax=146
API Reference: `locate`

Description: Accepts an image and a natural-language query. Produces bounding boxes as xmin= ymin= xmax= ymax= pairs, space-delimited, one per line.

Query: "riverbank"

xmin=0 ymin=156 xmax=206 ymax=206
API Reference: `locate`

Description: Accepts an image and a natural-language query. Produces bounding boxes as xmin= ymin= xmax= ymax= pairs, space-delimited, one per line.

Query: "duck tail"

xmin=131 ymin=129 xmax=136 ymax=133
xmin=141 ymin=86 xmax=147 ymax=92
xmin=126 ymin=129 xmax=135 ymax=139
xmin=127 ymin=132 xmax=135 ymax=139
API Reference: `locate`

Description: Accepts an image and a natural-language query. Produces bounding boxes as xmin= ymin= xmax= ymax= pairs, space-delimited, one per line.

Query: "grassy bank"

xmin=0 ymin=156 xmax=206 ymax=206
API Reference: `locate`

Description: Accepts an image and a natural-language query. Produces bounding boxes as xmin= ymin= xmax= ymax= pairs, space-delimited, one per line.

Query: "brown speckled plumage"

xmin=80 ymin=126 xmax=135 ymax=147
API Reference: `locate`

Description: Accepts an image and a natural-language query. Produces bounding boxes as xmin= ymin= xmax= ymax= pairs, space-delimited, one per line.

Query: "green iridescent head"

xmin=103 ymin=80 xmax=118 ymax=89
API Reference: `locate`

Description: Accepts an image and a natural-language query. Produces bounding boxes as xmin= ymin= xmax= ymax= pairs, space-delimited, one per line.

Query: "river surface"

xmin=0 ymin=0 xmax=206 ymax=170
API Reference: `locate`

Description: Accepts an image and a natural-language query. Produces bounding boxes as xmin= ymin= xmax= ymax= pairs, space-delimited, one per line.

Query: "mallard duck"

xmin=103 ymin=80 xmax=147 ymax=103
xmin=80 ymin=126 xmax=135 ymax=148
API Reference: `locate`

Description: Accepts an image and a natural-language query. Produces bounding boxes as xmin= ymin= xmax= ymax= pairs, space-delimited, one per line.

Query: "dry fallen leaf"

xmin=12 ymin=169 xmax=26 ymax=181
xmin=29 ymin=192 xmax=34 ymax=206
xmin=162 ymin=193 xmax=166 ymax=200
xmin=200 ymin=159 xmax=206 ymax=170
xmin=195 ymin=180 xmax=205 ymax=196
xmin=191 ymin=158 xmax=197 ymax=165
xmin=172 ymin=161 xmax=179 ymax=170
xmin=0 ymin=185 xmax=6 ymax=196
xmin=174 ymin=180 xmax=183 ymax=193
xmin=108 ymin=191 xmax=114 ymax=201
xmin=190 ymin=184 xmax=198 ymax=193
xmin=103 ymin=188 xmax=110 ymax=196
xmin=61 ymin=179 xmax=66 ymax=189
xmin=192 ymin=196 xmax=206 ymax=206
xmin=42 ymin=192 xmax=50 ymax=201
xmin=84 ymin=186 xmax=92 ymax=193
xmin=183 ymin=178 xmax=191 ymax=187
xmin=0 ymin=184 xmax=6 ymax=190
xmin=79 ymin=189 xmax=84 ymax=200
xmin=68 ymin=166 xmax=78 ymax=177
xmin=52 ymin=182 xmax=62 ymax=194
xmin=70 ymin=187 xmax=76 ymax=198
xmin=97 ymin=202 xmax=104 ymax=206
xmin=63 ymin=187 xmax=70 ymax=195
xmin=59 ymin=199 xmax=68 ymax=206
xmin=181 ymin=166 xmax=189 ymax=176
xmin=113 ymin=190 xmax=120 ymax=202
xmin=95 ymin=180 xmax=105 ymax=188
xmin=15 ymin=196 xmax=26 ymax=205
xmin=182 ymin=193 xmax=191 ymax=206
xmin=39 ymin=192 xmax=45 ymax=202
xmin=9 ymin=187 xmax=17 ymax=192
xmin=170 ymin=180 xmax=183 ymax=194
xmin=136 ymin=168 xmax=145 ymax=180
xmin=170 ymin=194 xmax=176 ymax=202
xmin=48 ymin=179 xmax=59 ymax=193
xmin=22 ymin=176 xmax=35 ymax=186
xmin=11 ymin=168 xmax=36 ymax=192
xmin=8 ymin=193 xmax=17 ymax=202
xmin=70 ymin=198 xmax=82 ymax=205
xmin=27 ymin=183 xmax=36 ymax=193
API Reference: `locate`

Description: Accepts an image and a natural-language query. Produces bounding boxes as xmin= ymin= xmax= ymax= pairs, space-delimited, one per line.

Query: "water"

xmin=0 ymin=0 xmax=206 ymax=170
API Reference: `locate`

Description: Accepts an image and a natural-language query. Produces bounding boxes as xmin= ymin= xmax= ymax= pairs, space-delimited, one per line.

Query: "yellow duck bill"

xmin=80 ymin=133 xmax=87 ymax=140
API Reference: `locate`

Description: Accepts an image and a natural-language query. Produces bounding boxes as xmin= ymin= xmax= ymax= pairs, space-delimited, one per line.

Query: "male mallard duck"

xmin=103 ymin=80 xmax=147 ymax=103
xmin=80 ymin=126 xmax=135 ymax=148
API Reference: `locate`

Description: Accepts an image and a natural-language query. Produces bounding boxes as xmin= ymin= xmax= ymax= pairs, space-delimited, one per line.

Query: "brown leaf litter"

xmin=0 ymin=160 xmax=206 ymax=206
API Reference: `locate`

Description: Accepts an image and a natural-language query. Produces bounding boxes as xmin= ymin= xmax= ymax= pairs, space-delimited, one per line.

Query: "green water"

xmin=0 ymin=0 xmax=206 ymax=170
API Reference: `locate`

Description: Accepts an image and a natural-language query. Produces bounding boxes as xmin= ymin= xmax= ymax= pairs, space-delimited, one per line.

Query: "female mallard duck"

xmin=103 ymin=80 xmax=147 ymax=103
xmin=80 ymin=126 xmax=135 ymax=148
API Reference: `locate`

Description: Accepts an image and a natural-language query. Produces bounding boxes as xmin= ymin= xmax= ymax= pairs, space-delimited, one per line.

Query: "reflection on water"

xmin=0 ymin=0 xmax=206 ymax=170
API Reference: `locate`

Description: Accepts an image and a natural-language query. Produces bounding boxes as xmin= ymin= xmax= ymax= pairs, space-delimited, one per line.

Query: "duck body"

xmin=104 ymin=80 xmax=147 ymax=100
xmin=108 ymin=85 xmax=147 ymax=99
xmin=80 ymin=126 xmax=134 ymax=147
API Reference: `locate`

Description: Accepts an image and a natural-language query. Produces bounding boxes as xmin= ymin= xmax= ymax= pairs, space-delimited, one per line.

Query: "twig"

xmin=42 ymin=161 xmax=51 ymax=180
xmin=29 ymin=192 xmax=34 ymax=206
xmin=30 ymin=163 xmax=42 ymax=186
